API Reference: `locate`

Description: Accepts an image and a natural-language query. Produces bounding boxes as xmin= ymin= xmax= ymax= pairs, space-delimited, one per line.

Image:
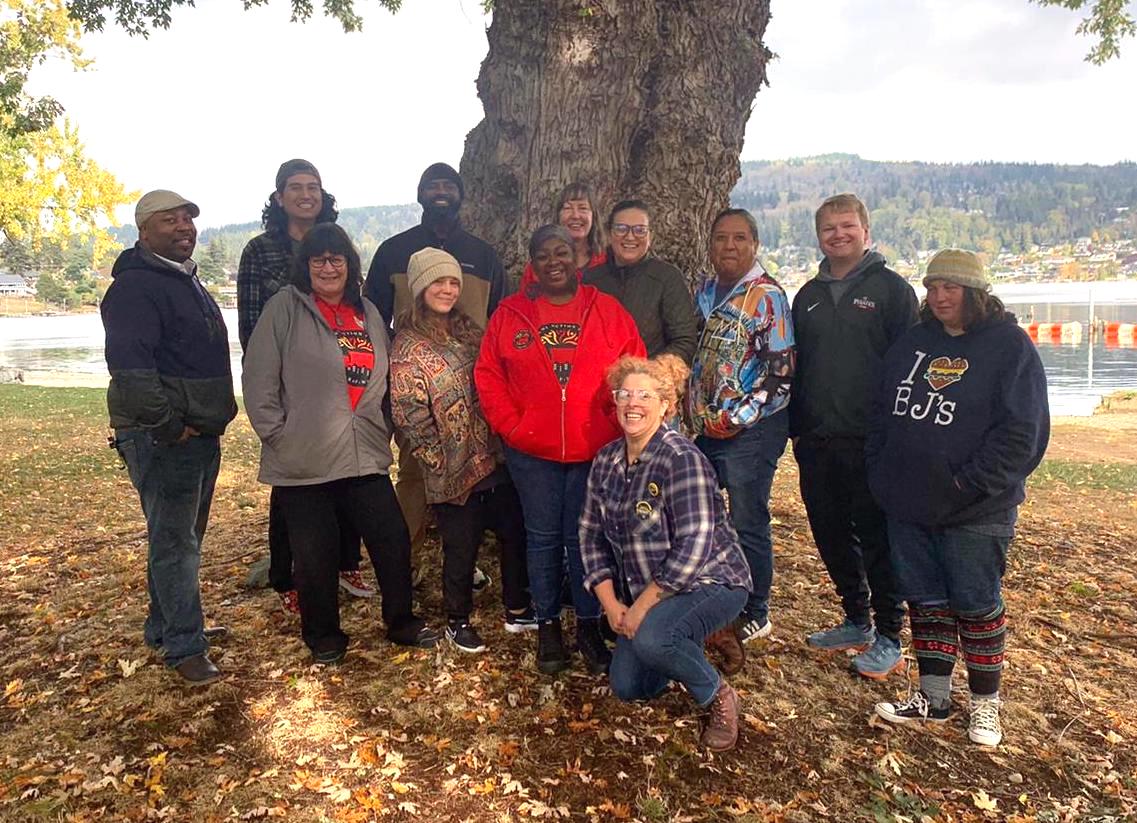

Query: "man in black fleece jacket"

xmin=789 ymin=193 xmax=917 ymax=680
xmin=102 ymin=190 xmax=237 ymax=686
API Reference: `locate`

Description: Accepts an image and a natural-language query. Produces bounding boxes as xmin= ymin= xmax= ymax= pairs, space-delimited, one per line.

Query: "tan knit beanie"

xmin=407 ymin=248 xmax=462 ymax=302
xmin=923 ymin=248 xmax=989 ymax=291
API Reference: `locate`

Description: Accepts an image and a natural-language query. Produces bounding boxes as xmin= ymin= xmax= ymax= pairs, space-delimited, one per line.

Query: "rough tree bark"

xmin=460 ymin=0 xmax=772 ymax=285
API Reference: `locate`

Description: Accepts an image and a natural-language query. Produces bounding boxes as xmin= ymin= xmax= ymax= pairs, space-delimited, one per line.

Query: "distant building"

xmin=0 ymin=273 xmax=35 ymax=297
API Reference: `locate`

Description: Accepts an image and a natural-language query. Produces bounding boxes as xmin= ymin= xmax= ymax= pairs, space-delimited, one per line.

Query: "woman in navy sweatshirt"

xmin=865 ymin=249 xmax=1049 ymax=747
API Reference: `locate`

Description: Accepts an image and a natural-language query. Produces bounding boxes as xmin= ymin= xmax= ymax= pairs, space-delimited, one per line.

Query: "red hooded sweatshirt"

xmin=475 ymin=282 xmax=645 ymax=463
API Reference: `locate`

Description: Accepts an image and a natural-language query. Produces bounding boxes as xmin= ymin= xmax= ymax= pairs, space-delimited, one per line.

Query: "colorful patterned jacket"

xmin=686 ymin=262 xmax=795 ymax=439
xmin=390 ymin=328 xmax=500 ymax=505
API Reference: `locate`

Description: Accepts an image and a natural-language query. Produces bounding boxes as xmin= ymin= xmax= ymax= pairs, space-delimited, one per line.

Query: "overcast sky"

xmin=27 ymin=0 xmax=1137 ymax=228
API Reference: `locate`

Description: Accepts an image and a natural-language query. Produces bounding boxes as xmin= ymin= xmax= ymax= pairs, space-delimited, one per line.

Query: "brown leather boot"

xmin=700 ymin=681 xmax=740 ymax=752
xmin=704 ymin=624 xmax=745 ymax=675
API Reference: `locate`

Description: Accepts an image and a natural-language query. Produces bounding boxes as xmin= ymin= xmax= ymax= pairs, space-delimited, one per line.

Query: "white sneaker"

xmin=968 ymin=695 xmax=1003 ymax=746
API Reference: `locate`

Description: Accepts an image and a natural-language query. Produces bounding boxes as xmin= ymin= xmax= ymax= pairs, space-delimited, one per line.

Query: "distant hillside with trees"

xmin=107 ymin=156 xmax=1137 ymax=280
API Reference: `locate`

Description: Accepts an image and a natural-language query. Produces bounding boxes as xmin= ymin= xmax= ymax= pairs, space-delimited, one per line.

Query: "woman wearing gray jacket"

xmin=243 ymin=223 xmax=438 ymax=663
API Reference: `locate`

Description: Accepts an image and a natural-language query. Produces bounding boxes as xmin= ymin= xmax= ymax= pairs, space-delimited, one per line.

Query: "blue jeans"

xmin=887 ymin=515 xmax=1015 ymax=614
xmin=609 ymin=584 xmax=748 ymax=707
xmin=504 ymin=446 xmax=599 ymax=621
xmin=115 ymin=430 xmax=220 ymax=665
xmin=696 ymin=409 xmax=788 ymax=622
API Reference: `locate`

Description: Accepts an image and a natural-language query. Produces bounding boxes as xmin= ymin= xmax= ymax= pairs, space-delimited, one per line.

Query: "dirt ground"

xmin=0 ymin=387 xmax=1134 ymax=822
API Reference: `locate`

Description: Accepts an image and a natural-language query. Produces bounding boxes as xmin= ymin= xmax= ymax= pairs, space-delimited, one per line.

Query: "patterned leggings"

xmin=909 ymin=603 xmax=1007 ymax=696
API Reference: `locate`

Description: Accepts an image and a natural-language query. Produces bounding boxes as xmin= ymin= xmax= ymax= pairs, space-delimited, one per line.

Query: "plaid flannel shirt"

xmin=237 ymin=232 xmax=296 ymax=351
xmin=580 ymin=426 xmax=752 ymax=603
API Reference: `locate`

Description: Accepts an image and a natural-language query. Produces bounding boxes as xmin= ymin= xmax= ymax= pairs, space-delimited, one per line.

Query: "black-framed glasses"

xmin=310 ymin=255 xmax=347 ymax=270
xmin=611 ymin=223 xmax=649 ymax=238
xmin=613 ymin=388 xmax=659 ymax=404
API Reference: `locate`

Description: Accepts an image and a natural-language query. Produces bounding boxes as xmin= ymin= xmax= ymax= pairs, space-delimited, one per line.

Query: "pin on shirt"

xmin=635 ymin=500 xmax=654 ymax=519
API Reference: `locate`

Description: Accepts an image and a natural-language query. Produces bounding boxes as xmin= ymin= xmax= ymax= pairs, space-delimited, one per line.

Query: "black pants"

xmin=276 ymin=474 xmax=423 ymax=655
xmin=794 ymin=438 xmax=903 ymax=639
xmin=433 ymin=481 xmax=529 ymax=621
xmin=268 ymin=485 xmax=362 ymax=592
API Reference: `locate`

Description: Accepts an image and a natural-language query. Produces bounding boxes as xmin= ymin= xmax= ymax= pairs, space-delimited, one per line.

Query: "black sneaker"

xmin=504 ymin=606 xmax=539 ymax=633
xmin=390 ymin=623 xmax=441 ymax=649
xmin=446 ymin=621 xmax=487 ymax=654
xmin=875 ymin=690 xmax=952 ymax=725
xmin=472 ymin=566 xmax=491 ymax=594
xmin=576 ymin=617 xmax=612 ymax=675
xmin=313 ymin=647 xmax=346 ymax=666
xmin=537 ymin=619 xmax=570 ymax=675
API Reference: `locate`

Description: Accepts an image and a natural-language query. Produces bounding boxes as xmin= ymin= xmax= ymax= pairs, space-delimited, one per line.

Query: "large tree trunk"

xmin=460 ymin=0 xmax=772 ymax=285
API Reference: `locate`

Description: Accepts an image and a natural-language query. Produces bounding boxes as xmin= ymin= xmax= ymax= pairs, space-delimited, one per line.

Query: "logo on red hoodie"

xmin=513 ymin=329 xmax=534 ymax=350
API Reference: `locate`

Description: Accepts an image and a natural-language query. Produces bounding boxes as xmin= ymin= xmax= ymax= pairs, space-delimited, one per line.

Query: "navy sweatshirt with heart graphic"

xmin=865 ymin=312 xmax=1050 ymax=527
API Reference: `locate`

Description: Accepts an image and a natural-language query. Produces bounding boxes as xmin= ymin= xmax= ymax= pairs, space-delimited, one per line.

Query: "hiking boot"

xmin=279 ymin=590 xmax=300 ymax=616
xmin=504 ymin=606 xmax=539 ymax=633
xmin=472 ymin=566 xmax=491 ymax=594
xmin=968 ymin=695 xmax=1003 ymax=746
xmin=577 ymin=617 xmax=612 ymax=675
xmin=807 ymin=619 xmax=874 ymax=652
xmin=173 ymin=654 xmax=222 ymax=686
xmin=447 ymin=620 xmax=487 ymax=654
xmin=705 ymin=624 xmax=746 ymax=675
xmin=875 ymin=690 xmax=952 ymax=725
xmin=536 ymin=619 xmax=570 ymax=675
xmin=852 ymin=634 xmax=904 ymax=680
xmin=736 ymin=615 xmax=772 ymax=645
xmin=700 ymin=681 xmax=741 ymax=752
xmin=338 ymin=570 xmax=376 ymax=598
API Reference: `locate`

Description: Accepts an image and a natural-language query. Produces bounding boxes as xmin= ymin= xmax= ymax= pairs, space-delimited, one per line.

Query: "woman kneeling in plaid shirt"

xmin=579 ymin=355 xmax=752 ymax=751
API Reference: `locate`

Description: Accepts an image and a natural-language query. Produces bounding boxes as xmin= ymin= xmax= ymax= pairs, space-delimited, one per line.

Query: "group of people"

xmin=101 ymin=160 xmax=1049 ymax=754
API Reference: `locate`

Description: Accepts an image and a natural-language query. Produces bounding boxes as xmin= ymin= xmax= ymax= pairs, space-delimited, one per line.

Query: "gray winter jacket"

xmin=242 ymin=285 xmax=394 ymax=486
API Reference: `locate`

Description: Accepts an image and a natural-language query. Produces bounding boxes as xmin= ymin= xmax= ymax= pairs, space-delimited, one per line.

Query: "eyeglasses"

xmin=611 ymin=223 xmax=649 ymax=238
xmin=310 ymin=255 xmax=347 ymax=270
xmin=612 ymin=388 xmax=660 ymax=404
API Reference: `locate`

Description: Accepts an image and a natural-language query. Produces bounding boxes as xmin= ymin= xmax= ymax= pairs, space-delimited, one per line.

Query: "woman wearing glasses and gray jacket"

xmin=243 ymin=223 xmax=438 ymax=664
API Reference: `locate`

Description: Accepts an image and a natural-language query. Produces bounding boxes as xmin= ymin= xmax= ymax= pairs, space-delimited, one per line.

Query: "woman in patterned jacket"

xmin=390 ymin=249 xmax=534 ymax=654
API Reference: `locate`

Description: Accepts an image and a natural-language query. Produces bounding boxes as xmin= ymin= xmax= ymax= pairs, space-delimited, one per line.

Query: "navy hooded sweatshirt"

xmin=865 ymin=312 xmax=1049 ymax=527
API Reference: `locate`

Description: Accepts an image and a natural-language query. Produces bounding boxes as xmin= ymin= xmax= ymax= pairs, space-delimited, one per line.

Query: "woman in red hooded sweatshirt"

xmin=476 ymin=224 xmax=645 ymax=676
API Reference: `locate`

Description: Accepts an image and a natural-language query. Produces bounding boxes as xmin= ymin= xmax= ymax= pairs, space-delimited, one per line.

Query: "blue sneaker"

xmin=852 ymin=634 xmax=904 ymax=680
xmin=806 ymin=619 xmax=875 ymax=652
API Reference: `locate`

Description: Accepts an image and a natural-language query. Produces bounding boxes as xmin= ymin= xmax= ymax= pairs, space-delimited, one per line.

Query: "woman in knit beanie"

xmin=390 ymin=248 xmax=536 ymax=654
xmin=866 ymin=248 xmax=1050 ymax=747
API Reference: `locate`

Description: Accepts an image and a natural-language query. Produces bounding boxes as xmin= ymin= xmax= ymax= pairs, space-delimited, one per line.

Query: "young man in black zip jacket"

xmin=789 ymin=193 xmax=917 ymax=680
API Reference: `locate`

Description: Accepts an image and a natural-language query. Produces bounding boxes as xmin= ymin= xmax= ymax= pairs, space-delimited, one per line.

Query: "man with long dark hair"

xmin=237 ymin=160 xmax=373 ymax=611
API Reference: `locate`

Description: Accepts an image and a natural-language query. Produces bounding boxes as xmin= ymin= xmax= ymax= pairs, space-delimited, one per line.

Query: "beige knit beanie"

xmin=407 ymin=248 xmax=462 ymax=302
xmin=923 ymin=248 xmax=989 ymax=291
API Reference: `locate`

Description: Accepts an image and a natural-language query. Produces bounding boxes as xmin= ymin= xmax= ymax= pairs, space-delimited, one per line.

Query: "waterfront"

xmin=1 ymin=284 xmax=1136 ymax=414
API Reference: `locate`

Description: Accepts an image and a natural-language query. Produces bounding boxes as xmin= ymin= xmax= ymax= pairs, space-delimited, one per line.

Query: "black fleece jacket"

xmin=789 ymin=253 xmax=918 ymax=440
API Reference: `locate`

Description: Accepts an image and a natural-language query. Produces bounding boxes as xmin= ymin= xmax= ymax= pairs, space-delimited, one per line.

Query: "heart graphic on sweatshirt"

xmin=924 ymin=356 xmax=969 ymax=391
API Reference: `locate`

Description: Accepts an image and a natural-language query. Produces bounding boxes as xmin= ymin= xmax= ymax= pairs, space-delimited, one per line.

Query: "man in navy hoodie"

xmin=102 ymin=190 xmax=238 ymax=686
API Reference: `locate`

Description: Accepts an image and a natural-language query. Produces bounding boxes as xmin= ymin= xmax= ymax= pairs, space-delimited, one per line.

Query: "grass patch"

xmin=1030 ymin=458 xmax=1137 ymax=492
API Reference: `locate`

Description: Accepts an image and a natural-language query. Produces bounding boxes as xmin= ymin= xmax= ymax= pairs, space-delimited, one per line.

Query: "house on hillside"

xmin=0 ymin=273 xmax=35 ymax=297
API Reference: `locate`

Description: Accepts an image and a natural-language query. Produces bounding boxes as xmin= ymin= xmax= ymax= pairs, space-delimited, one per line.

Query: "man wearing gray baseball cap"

xmin=101 ymin=190 xmax=238 ymax=686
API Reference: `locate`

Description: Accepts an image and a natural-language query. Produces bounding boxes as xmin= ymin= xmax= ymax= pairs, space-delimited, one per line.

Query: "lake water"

xmin=1 ymin=283 xmax=1136 ymax=415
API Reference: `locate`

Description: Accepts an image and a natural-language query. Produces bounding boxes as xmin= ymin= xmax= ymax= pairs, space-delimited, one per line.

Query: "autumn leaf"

xmin=973 ymin=789 xmax=999 ymax=811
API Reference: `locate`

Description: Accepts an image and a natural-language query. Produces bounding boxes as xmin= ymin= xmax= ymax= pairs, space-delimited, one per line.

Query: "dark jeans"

xmin=695 ymin=409 xmax=787 ymax=623
xmin=268 ymin=487 xmax=362 ymax=592
xmin=433 ymin=480 xmax=530 ymax=621
xmin=888 ymin=515 xmax=1014 ymax=614
xmin=503 ymin=446 xmax=599 ymax=621
xmin=116 ymin=430 xmax=220 ymax=666
xmin=794 ymin=437 xmax=904 ymax=638
xmin=609 ymin=584 xmax=747 ymax=707
xmin=275 ymin=474 xmax=422 ymax=656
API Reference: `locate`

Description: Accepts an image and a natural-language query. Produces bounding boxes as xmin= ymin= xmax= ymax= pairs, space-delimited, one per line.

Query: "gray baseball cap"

xmin=135 ymin=190 xmax=200 ymax=229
